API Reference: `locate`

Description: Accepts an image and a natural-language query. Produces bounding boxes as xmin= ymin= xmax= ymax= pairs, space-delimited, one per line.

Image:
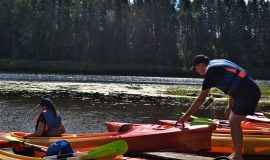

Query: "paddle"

xmin=190 ymin=116 xmax=216 ymax=126
xmin=48 ymin=140 xmax=128 ymax=160
xmin=5 ymin=135 xmax=128 ymax=159
xmin=187 ymin=114 xmax=230 ymax=126
xmin=5 ymin=135 xmax=47 ymax=152
xmin=175 ymin=95 xmax=216 ymax=126
xmin=79 ymin=140 xmax=128 ymax=160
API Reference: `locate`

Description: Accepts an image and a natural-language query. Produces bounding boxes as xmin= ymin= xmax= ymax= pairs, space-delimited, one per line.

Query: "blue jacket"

xmin=208 ymin=59 xmax=248 ymax=96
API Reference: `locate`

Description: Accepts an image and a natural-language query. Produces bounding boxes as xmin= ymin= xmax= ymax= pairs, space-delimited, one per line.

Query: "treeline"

xmin=0 ymin=0 xmax=269 ymax=75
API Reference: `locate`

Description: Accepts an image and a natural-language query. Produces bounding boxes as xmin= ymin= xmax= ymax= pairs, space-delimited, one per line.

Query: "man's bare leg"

xmin=228 ymin=112 xmax=246 ymax=160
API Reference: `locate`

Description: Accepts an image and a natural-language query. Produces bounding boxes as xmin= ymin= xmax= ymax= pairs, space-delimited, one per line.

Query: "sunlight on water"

xmin=0 ymin=73 xmax=268 ymax=133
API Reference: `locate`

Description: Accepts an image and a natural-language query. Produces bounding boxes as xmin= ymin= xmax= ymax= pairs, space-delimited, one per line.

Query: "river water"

xmin=0 ymin=72 xmax=268 ymax=134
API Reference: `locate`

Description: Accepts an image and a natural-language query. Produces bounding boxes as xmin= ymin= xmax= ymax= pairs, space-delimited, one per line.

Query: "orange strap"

xmin=225 ymin=68 xmax=246 ymax=78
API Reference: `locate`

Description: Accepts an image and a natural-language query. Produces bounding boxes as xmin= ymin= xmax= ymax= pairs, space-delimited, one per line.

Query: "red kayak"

xmin=106 ymin=122 xmax=270 ymax=156
xmin=246 ymin=113 xmax=270 ymax=123
xmin=105 ymin=122 xmax=216 ymax=153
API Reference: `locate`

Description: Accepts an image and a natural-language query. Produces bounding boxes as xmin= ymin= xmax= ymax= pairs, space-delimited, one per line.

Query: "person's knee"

xmin=229 ymin=114 xmax=245 ymax=128
xmin=229 ymin=119 xmax=241 ymax=128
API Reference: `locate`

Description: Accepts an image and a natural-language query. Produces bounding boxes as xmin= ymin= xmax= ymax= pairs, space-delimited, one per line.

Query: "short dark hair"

xmin=190 ymin=55 xmax=210 ymax=70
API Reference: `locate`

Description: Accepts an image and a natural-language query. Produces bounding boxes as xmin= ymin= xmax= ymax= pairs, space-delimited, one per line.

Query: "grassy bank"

xmin=164 ymin=86 xmax=270 ymax=110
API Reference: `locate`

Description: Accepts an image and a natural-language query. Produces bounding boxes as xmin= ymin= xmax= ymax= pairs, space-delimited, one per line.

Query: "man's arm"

xmin=177 ymin=88 xmax=211 ymax=125
xmin=24 ymin=122 xmax=45 ymax=138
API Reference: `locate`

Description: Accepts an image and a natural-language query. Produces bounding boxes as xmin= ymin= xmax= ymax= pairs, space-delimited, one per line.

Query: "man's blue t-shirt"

xmin=202 ymin=66 xmax=259 ymax=99
xmin=202 ymin=67 xmax=226 ymax=90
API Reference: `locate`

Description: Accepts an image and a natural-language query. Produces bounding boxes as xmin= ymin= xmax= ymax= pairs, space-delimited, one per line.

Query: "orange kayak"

xmin=215 ymin=121 xmax=270 ymax=134
xmin=158 ymin=120 xmax=270 ymax=155
xmin=246 ymin=113 xmax=270 ymax=123
xmin=0 ymin=131 xmax=120 ymax=152
xmin=211 ymin=133 xmax=270 ymax=156
xmin=0 ymin=123 xmax=215 ymax=154
xmin=0 ymin=133 xmax=9 ymax=148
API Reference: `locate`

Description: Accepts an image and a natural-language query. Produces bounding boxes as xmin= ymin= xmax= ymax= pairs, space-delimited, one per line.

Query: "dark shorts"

xmin=232 ymin=91 xmax=261 ymax=115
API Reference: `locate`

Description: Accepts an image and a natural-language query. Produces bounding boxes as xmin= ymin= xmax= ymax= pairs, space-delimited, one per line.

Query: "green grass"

xmin=164 ymin=86 xmax=225 ymax=98
xmin=260 ymin=86 xmax=270 ymax=99
xmin=164 ymin=85 xmax=270 ymax=110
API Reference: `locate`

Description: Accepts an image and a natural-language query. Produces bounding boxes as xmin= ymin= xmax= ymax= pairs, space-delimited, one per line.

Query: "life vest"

xmin=36 ymin=110 xmax=62 ymax=136
xmin=208 ymin=59 xmax=248 ymax=96
xmin=46 ymin=140 xmax=73 ymax=156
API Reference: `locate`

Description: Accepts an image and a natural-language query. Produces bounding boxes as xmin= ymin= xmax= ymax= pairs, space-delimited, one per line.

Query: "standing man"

xmin=177 ymin=55 xmax=261 ymax=160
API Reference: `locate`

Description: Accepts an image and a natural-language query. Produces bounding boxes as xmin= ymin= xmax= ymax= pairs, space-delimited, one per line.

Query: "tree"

xmin=0 ymin=0 xmax=14 ymax=58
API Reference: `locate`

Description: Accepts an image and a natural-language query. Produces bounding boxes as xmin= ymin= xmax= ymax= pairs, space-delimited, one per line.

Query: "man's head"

xmin=190 ymin=55 xmax=209 ymax=76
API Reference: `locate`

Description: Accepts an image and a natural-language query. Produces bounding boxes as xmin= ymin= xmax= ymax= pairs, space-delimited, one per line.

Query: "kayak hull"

xmin=212 ymin=134 xmax=270 ymax=156
xmin=0 ymin=149 xmax=142 ymax=160
xmin=105 ymin=122 xmax=216 ymax=153
xmin=159 ymin=120 xmax=270 ymax=156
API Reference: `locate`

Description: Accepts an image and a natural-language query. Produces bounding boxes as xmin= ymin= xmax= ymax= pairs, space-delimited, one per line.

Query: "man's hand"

xmin=175 ymin=114 xmax=189 ymax=127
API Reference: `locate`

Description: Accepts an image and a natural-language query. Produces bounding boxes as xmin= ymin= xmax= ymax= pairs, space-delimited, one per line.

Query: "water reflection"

xmin=0 ymin=73 xmax=268 ymax=134
xmin=0 ymin=72 xmax=204 ymax=85
xmin=0 ymin=93 xmax=225 ymax=134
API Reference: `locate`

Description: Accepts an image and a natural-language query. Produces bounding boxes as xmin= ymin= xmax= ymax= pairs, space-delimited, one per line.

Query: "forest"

xmin=0 ymin=0 xmax=269 ymax=78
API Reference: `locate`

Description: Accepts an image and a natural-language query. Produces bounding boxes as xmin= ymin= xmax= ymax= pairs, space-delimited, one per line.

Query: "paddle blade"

xmin=5 ymin=135 xmax=23 ymax=143
xmin=109 ymin=140 xmax=128 ymax=156
xmin=80 ymin=140 xmax=128 ymax=160
xmin=190 ymin=117 xmax=216 ymax=126
xmin=5 ymin=135 xmax=47 ymax=152
xmin=80 ymin=148 xmax=116 ymax=160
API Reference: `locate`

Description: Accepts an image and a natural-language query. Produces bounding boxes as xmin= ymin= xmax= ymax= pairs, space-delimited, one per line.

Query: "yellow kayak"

xmin=1 ymin=132 xmax=119 ymax=152
xmin=0 ymin=140 xmax=130 ymax=160
xmin=0 ymin=149 xmax=142 ymax=160
xmin=0 ymin=149 xmax=129 ymax=160
xmin=0 ymin=149 xmax=44 ymax=160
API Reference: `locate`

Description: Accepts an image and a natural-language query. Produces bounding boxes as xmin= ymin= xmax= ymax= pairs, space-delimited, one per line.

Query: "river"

xmin=0 ymin=72 xmax=268 ymax=134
